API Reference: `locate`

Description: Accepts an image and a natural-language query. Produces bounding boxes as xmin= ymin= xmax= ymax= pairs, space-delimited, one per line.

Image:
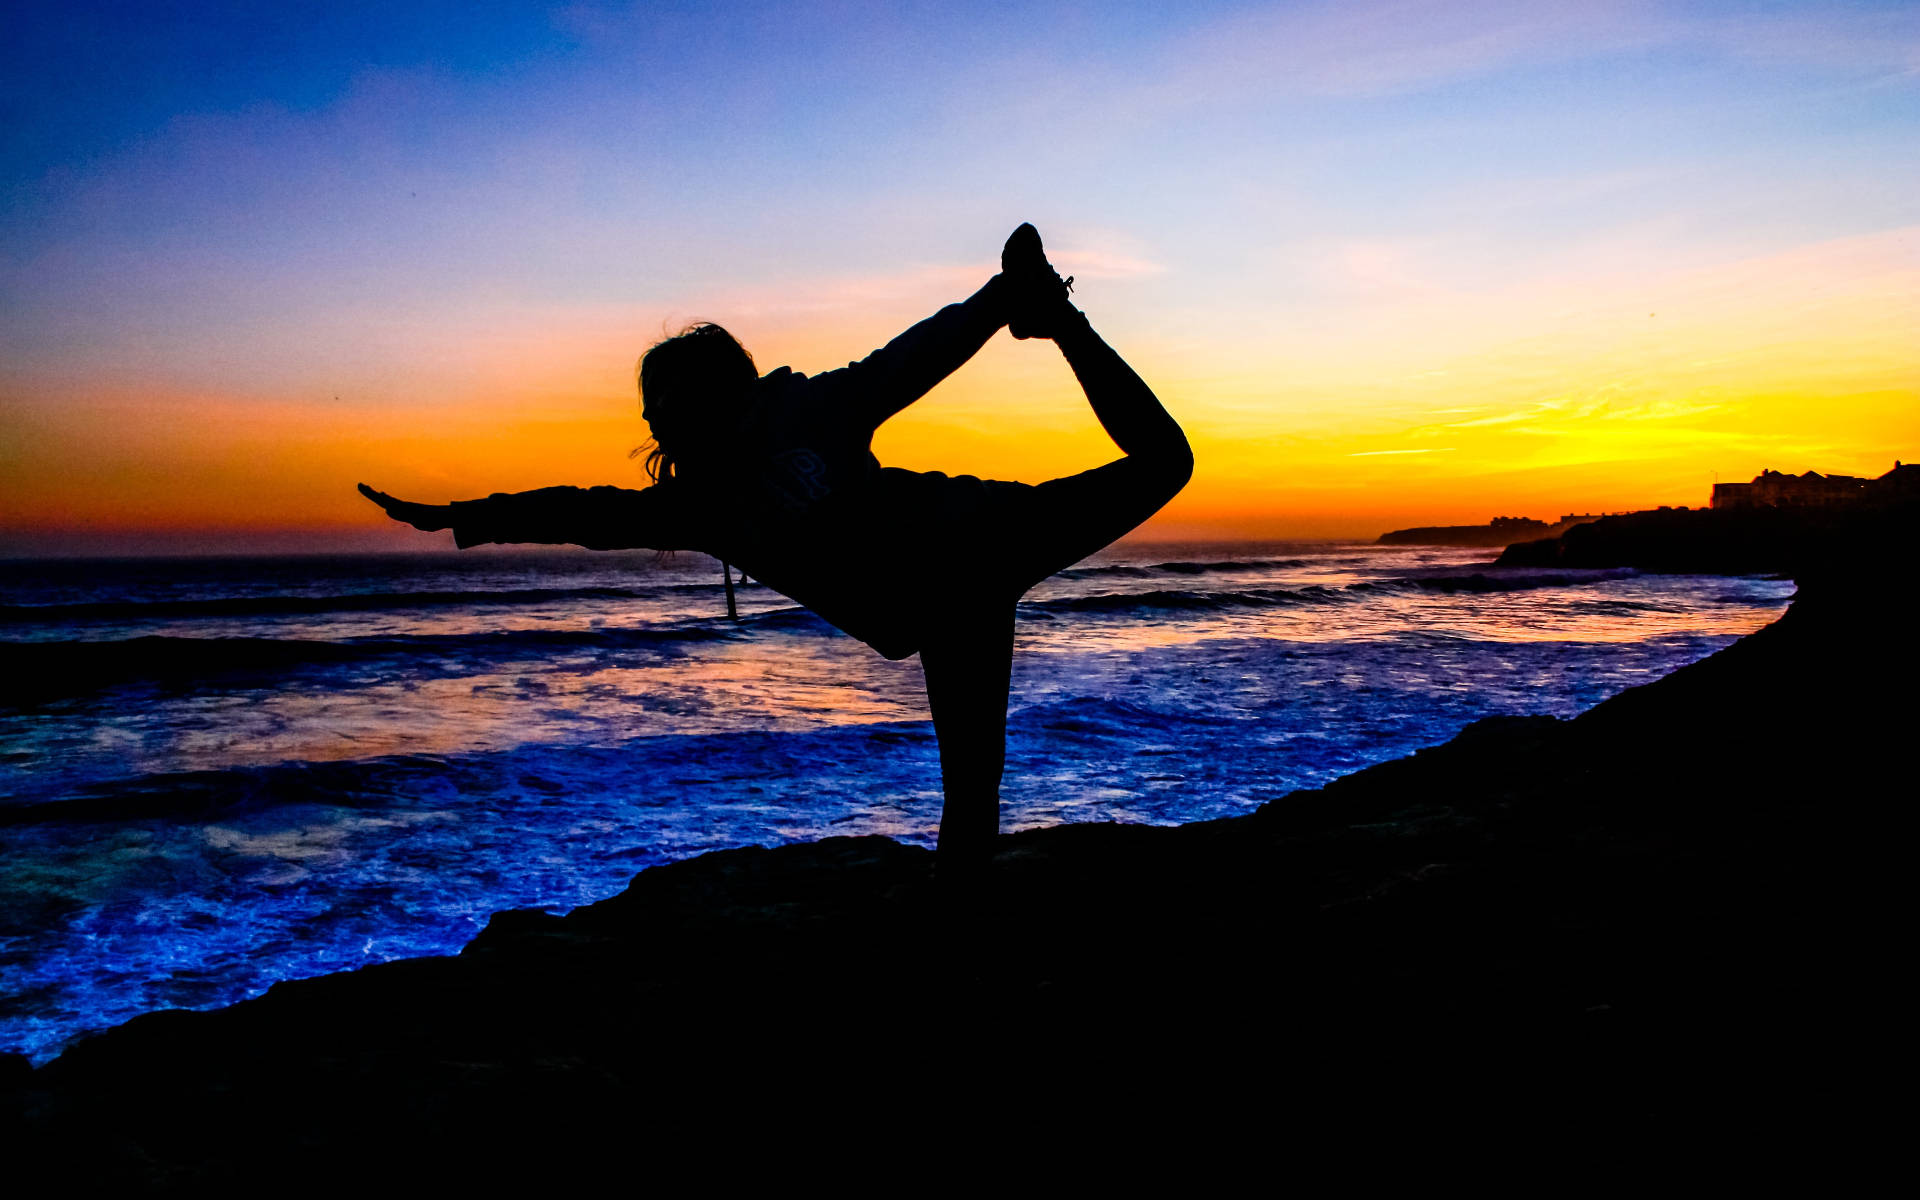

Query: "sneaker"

xmin=1001 ymin=223 xmax=1076 ymax=340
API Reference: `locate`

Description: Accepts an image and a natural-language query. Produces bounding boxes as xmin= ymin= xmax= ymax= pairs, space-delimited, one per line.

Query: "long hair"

xmin=633 ymin=323 xmax=757 ymax=482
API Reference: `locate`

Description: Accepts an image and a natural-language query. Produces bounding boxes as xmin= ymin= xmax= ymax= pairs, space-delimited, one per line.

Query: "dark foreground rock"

xmin=3 ymin=563 xmax=1912 ymax=1181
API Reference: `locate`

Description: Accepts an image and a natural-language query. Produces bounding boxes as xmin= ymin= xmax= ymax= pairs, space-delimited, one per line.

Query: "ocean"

xmin=0 ymin=542 xmax=1794 ymax=1063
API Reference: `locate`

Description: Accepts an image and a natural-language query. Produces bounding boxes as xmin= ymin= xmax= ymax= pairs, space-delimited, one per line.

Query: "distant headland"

xmin=1376 ymin=513 xmax=1611 ymax=547
xmin=1378 ymin=460 xmax=1917 ymax=557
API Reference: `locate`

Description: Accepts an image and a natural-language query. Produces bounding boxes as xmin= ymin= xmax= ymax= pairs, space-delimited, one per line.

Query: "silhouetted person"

xmin=362 ymin=225 xmax=1192 ymax=873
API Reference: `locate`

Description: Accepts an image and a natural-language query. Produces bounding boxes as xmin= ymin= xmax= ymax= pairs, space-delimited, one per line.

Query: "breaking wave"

xmin=0 ymin=581 xmax=755 ymax=625
xmin=0 ymin=625 xmax=736 ymax=704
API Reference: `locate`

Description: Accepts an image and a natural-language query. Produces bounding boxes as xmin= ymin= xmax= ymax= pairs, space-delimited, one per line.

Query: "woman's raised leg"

xmin=998 ymin=312 xmax=1195 ymax=592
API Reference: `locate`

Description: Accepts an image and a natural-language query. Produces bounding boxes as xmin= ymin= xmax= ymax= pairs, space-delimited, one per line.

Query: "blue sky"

xmin=3 ymin=2 xmax=1916 ymax=550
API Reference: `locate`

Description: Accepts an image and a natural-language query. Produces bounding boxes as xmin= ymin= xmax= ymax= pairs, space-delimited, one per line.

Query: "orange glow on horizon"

xmin=4 ymin=228 xmax=1915 ymax=553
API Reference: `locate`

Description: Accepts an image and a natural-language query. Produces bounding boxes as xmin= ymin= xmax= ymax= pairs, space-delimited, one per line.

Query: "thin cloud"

xmin=1083 ymin=0 xmax=1920 ymax=122
xmin=1157 ymin=0 xmax=1658 ymax=101
xmin=1347 ymin=447 xmax=1457 ymax=456
xmin=1050 ymin=248 xmax=1166 ymax=280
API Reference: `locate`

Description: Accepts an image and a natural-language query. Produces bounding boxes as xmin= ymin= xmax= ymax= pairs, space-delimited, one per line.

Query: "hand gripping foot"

xmin=1002 ymin=223 xmax=1077 ymax=340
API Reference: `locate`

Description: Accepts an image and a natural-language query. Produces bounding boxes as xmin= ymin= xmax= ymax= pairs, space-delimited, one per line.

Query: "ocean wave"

xmin=1565 ymin=598 xmax=1681 ymax=615
xmin=0 ymin=692 xmax=1214 ymax=826
xmin=1348 ymin=568 xmax=1641 ymax=596
xmin=1054 ymin=556 xmax=1313 ymax=581
xmin=0 ymin=625 xmax=735 ymax=705
xmin=1025 ymin=586 xmax=1344 ymax=615
xmin=3 ymin=563 xmax=1623 ymax=631
xmin=0 ymin=752 xmax=466 ymax=826
xmin=1025 ymin=569 xmax=1633 ymax=617
xmin=0 ymin=566 xmax=1671 ymax=701
xmin=1017 ymin=694 xmax=1238 ymax=734
xmin=734 ymin=607 xmax=838 ymax=634
xmin=0 ymin=581 xmax=752 ymax=625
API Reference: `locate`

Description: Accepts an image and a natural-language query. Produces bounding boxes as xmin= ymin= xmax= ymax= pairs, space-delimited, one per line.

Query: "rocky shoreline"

xmin=4 ymin=551 xmax=1911 ymax=1180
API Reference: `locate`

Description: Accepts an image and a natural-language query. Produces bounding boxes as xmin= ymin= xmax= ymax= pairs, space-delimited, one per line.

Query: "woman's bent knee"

xmin=1134 ymin=437 xmax=1193 ymax=508
xmin=1156 ymin=435 xmax=1195 ymax=493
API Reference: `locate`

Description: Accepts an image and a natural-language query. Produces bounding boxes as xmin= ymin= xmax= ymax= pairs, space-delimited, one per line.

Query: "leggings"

xmin=919 ymin=312 xmax=1192 ymax=862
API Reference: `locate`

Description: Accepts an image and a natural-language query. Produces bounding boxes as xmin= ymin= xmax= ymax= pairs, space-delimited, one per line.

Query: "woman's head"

xmin=636 ymin=323 xmax=757 ymax=481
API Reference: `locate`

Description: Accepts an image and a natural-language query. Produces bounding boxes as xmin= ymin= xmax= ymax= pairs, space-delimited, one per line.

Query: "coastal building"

xmin=1880 ymin=461 xmax=1920 ymax=499
xmin=1710 ymin=462 xmax=1918 ymax=510
xmin=1711 ymin=469 xmax=1869 ymax=510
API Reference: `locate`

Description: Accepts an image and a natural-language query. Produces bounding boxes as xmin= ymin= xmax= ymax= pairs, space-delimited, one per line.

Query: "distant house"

xmin=1487 ymin=516 xmax=1550 ymax=533
xmin=1712 ymin=469 xmax=1869 ymax=510
xmin=1880 ymin=461 xmax=1920 ymax=498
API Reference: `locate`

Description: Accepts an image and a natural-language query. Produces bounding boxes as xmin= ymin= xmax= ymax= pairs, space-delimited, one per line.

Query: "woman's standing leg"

xmin=919 ymin=602 xmax=1016 ymax=874
xmin=916 ymin=225 xmax=1192 ymax=875
xmin=916 ymin=312 xmax=1189 ymax=879
xmin=917 ymin=316 xmax=1191 ymax=876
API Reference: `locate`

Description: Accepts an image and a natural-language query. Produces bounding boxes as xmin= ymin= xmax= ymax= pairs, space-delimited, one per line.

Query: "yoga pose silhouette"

xmin=362 ymin=225 xmax=1192 ymax=869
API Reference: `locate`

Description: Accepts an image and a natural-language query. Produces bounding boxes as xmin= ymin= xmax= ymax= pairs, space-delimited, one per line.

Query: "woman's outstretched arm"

xmin=358 ymin=482 xmax=693 ymax=551
xmin=820 ymin=274 xmax=1011 ymax=430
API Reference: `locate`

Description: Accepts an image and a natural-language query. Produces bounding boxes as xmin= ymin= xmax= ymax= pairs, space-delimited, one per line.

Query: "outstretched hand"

xmin=358 ymin=483 xmax=453 ymax=533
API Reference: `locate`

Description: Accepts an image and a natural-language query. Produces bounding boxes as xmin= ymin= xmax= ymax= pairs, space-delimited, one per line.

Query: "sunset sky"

xmin=4 ymin=1 xmax=1916 ymax=554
